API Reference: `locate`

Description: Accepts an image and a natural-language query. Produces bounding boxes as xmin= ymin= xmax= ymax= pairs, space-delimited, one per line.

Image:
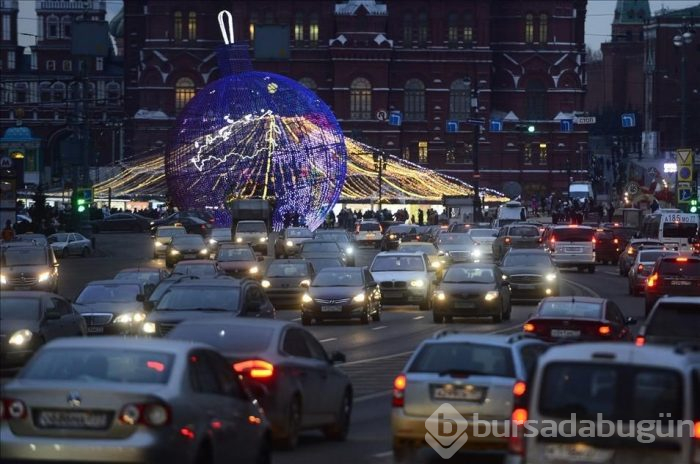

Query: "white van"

xmin=494 ymin=201 xmax=526 ymax=228
xmin=569 ymin=181 xmax=594 ymax=202
xmin=640 ymin=212 xmax=700 ymax=252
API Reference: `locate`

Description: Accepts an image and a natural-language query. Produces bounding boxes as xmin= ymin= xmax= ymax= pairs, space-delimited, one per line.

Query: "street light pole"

xmin=674 ymin=29 xmax=695 ymax=148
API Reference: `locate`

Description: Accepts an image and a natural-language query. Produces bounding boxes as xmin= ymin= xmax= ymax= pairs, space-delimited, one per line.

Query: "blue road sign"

xmin=560 ymin=119 xmax=573 ymax=132
xmin=389 ymin=111 xmax=402 ymax=126
xmin=490 ymin=120 xmax=502 ymax=132
xmin=621 ymin=113 xmax=636 ymax=128
xmin=446 ymin=120 xmax=459 ymax=133
xmin=678 ymin=187 xmax=693 ymax=203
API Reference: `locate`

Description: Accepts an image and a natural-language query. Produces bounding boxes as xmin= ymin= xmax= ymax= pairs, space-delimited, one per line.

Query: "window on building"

xmin=31 ymin=52 xmax=37 ymax=70
xmin=298 ymin=77 xmax=317 ymax=90
xmin=188 ymin=12 xmax=197 ymax=40
xmin=404 ymin=78 xmax=425 ymax=121
xmin=464 ymin=13 xmax=474 ymax=42
xmin=2 ymin=14 xmax=10 ymax=41
xmin=294 ymin=12 xmax=304 ymax=42
xmin=526 ymin=79 xmax=547 ymax=120
xmin=47 ymin=16 xmax=58 ymax=38
xmin=96 ymin=56 xmax=103 ymax=71
xmin=51 ymin=82 xmax=65 ymax=102
xmin=446 ymin=146 xmax=456 ymax=164
xmin=46 ymin=60 xmax=55 ymax=71
xmin=539 ymin=13 xmax=548 ymax=43
xmin=449 ymin=79 xmax=469 ymax=120
xmin=2 ymin=83 xmax=11 ymax=103
xmin=249 ymin=12 xmax=257 ymax=40
xmin=402 ymin=147 xmax=410 ymax=160
xmin=523 ymin=144 xmax=533 ymax=164
xmin=106 ymin=82 xmax=120 ymax=102
xmin=61 ymin=16 xmax=71 ymax=38
xmin=538 ymin=143 xmax=548 ymax=165
xmin=7 ymin=51 xmax=15 ymax=70
xmin=418 ymin=141 xmax=428 ymax=164
xmin=350 ymin=77 xmax=372 ymax=120
xmin=309 ymin=13 xmax=319 ymax=44
xmin=525 ymin=14 xmax=534 ymax=43
xmin=448 ymin=13 xmax=458 ymax=44
xmin=39 ymin=82 xmax=50 ymax=103
xmin=62 ymin=59 xmax=72 ymax=72
xmin=175 ymin=77 xmax=195 ymax=111
xmin=174 ymin=11 xmax=182 ymax=40
xmin=403 ymin=13 xmax=412 ymax=44
xmin=418 ymin=12 xmax=428 ymax=44
xmin=15 ymin=83 xmax=27 ymax=103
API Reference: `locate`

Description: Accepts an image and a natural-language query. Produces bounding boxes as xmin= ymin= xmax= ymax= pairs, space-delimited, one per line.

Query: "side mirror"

xmin=329 ymin=351 xmax=346 ymax=364
xmin=299 ymin=281 xmax=310 ymax=288
xmin=45 ymin=309 xmax=61 ymax=320
xmin=136 ymin=294 xmax=145 ymax=302
xmin=625 ymin=317 xmax=638 ymax=326
xmin=143 ymin=300 xmax=155 ymax=312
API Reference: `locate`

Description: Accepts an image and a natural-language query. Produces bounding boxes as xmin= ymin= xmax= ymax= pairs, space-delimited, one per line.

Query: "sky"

xmin=16 ymin=0 xmax=700 ymax=50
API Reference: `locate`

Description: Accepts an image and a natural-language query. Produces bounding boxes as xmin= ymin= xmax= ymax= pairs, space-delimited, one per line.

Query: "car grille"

xmin=314 ymin=298 xmax=351 ymax=304
xmin=381 ymin=281 xmax=407 ymax=289
xmin=9 ymin=275 xmax=38 ymax=286
xmin=453 ymin=293 xmax=483 ymax=301
xmin=509 ymin=274 xmax=543 ymax=284
xmin=82 ymin=313 xmax=113 ymax=326
xmin=448 ymin=252 xmax=469 ymax=260
xmin=158 ymin=322 xmax=178 ymax=336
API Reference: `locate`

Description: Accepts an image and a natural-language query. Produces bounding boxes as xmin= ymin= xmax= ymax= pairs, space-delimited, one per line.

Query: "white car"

xmin=47 ymin=232 xmax=92 ymax=258
xmin=467 ymin=228 xmax=499 ymax=261
xmin=355 ymin=220 xmax=383 ymax=248
xmin=369 ymin=252 xmax=434 ymax=310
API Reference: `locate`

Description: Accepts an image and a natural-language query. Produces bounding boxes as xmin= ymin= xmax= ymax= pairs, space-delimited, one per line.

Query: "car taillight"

xmin=637 ymin=264 xmax=644 ymax=272
xmin=598 ymin=325 xmax=612 ymax=336
xmin=613 ymin=238 xmax=619 ymax=245
xmin=392 ymin=374 xmax=407 ymax=408
xmin=513 ymin=381 xmax=527 ymax=398
xmin=523 ymin=323 xmax=536 ymax=333
xmin=0 ymin=398 xmax=27 ymax=420
xmin=635 ymin=336 xmax=645 ymax=347
xmin=508 ymin=407 xmax=528 ymax=456
xmin=693 ymin=421 xmax=700 ymax=464
xmin=233 ymin=360 xmax=274 ymax=379
xmin=647 ymin=273 xmax=659 ymax=288
xmin=505 ymin=237 xmax=512 ymax=244
xmin=119 ymin=403 xmax=170 ymax=426
xmin=676 ymin=257 xmax=689 ymax=262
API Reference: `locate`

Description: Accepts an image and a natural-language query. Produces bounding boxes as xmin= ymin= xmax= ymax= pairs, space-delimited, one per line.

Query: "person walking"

xmin=2 ymin=219 xmax=15 ymax=241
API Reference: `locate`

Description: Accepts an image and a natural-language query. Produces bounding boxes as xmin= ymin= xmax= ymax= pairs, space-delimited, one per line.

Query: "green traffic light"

xmin=527 ymin=125 xmax=535 ymax=133
xmin=77 ymin=205 xmax=86 ymax=213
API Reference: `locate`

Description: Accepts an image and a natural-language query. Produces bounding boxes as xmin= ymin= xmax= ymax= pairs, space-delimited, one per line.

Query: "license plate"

xmin=455 ymin=302 xmax=476 ymax=309
xmin=515 ymin=284 xmax=536 ymax=290
xmin=551 ymin=329 xmax=581 ymax=338
xmin=670 ymin=280 xmax=692 ymax=286
xmin=565 ymin=247 xmax=583 ymax=253
xmin=365 ymin=233 xmax=376 ymax=238
xmin=321 ymin=305 xmax=342 ymax=312
xmin=433 ymin=385 xmax=485 ymax=401
xmin=87 ymin=326 xmax=104 ymax=334
xmin=184 ymin=254 xmax=196 ymax=259
xmin=382 ymin=291 xmax=402 ymax=298
xmin=36 ymin=410 xmax=110 ymax=430
xmin=544 ymin=444 xmax=614 ymax=462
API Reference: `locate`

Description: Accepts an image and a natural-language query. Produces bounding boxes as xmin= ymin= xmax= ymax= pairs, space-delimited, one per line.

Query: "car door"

xmin=281 ymin=328 xmax=325 ymax=426
xmin=50 ymin=297 xmax=78 ymax=337
xmin=605 ymin=301 xmax=630 ymax=340
xmin=301 ymin=330 xmax=345 ymax=422
xmin=41 ymin=297 xmax=67 ymax=341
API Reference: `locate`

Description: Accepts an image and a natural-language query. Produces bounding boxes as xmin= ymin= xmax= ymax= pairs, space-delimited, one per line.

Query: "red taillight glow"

xmin=248 ymin=415 xmax=262 ymax=425
xmin=694 ymin=421 xmax=700 ymax=439
xmin=513 ymin=381 xmax=527 ymax=397
xmin=179 ymin=426 xmax=196 ymax=439
xmin=146 ymin=361 xmax=165 ymax=372
xmin=511 ymin=408 xmax=528 ymax=425
xmin=523 ymin=323 xmax=536 ymax=332
xmin=676 ymin=257 xmax=689 ymax=262
xmin=598 ymin=325 xmax=612 ymax=336
xmin=635 ymin=336 xmax=645 ymax=347
xmin=0 ymin=398 xmax=27 ymax=420
xmin=592 ymin=237 xmax=597 ymax=245
xmin=505 ymin=237 xmax=512 ymax=244
xmin=233 ymin=360 xmax=274 ymax=379
xmin=637 ymin=264 xmax=644 ymax=272
xmin=393 ymin=374 xmax=407 ymax=408
xmin=647 ymin=273 xmax=659 ymax=288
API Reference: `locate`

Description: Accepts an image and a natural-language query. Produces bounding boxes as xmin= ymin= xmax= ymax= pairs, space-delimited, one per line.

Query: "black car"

xmin=165 ymin=234 xmax=210 ymax=267
xmin=0 ymin=242 xmax=59 ymax=293
xmin=261 ymin=259 xmax=316 ymax=309
xmin=73 ymin=279 xmax=149 ymax=335
xmin=431 ymin=263 xmax=512 ymax=323
xmin=644 ymin=254 xmax=700 ymax=314
xmin=299 ymin=240 xmax=347 ymax=263
xmin=114 ymin=267 xmax=169 ymax=294
xmin=144 ymin=274 xmax=200 ymax=310
xmin=149 ymin=210 xmax=214 ymax=232
xmin=380 ymin=225 xmax=419 ymax=251
xmin=150 ymin=214 xmax=212 ymax=237
xmin=306 ymin=257 xmax=345 ymax=273
xmin=91 ymin=213 xmax=151 ymax=233
xmin=301 ymin=267 xmax=381 ymax=325
xmin=0 ymin=291 xmax=86 ymax=374
xmin=143 ymin=278 xmax=275 ymax=337
xmin=636 ymin=296 xmax=700 ymax=346
xmin=313 ymin=230 xmax=356 ymax=266
xmin=498 ymin=249 xmax=559 ymax=302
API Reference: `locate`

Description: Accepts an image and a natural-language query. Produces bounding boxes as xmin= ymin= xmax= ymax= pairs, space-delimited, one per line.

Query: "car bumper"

xmin=267 ymin=290 xmax=305 ymax=308
xmin=0 ymin=349 xmax=36 ymax=373
xmin=302 ymin=302 xmax=366 ymax=319
xmin=550 ymin=254 xmax=595 ymax=266
xmin=379 ymin=289 xmax=428 ymax=305
xmin=509 ymin=284 xmax=557 ymax=300
xmin=1 ymin=279 xmax=56 ymax=292
xmin=433 ymin=299 xmax=501 ymax=316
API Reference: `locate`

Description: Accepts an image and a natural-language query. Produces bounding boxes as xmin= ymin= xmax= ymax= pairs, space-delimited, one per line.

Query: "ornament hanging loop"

xmin=217 ymin=10 xmax=235 ymax=44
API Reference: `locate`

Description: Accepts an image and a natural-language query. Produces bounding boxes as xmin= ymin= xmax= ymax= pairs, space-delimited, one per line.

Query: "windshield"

xmin=508 ymin=226 xmax=540 ymax=237
xmin=149 ymin=279 xmax=178 ymax=302
xmin=157 ymin=287 xmax=240 ymax=312
xmin=442 ymin=267 xmax=495 ymax=284
xmin=302 ymin=242 xmax=340 ymax=253
xmin=537 ymin=301 xmax=601 ymax=319
xmin=114 ymin=271 xmax=160 ymax=283
xmin=167 ymin=324 xmax=274 ymax=353
xmin=315 ymin=232 xmax=349 ymax=243
xmin=265 ymin=262 xmax=309 ymax=277
xmin=312 ymin=269 xmax=363 ymax=287
xmin=409 ymin=342 xmax=515 ymax=378
xmin=21 ymin=348 xmax=174 ymax=384
xmin=171 ymin=236 xmax=205 ymax=248
xmin=172 ymin=263 xmax=218 ymax=277
xmin=437 ymin=234 xmax=470 ymax=245
xmin=1 ymin=248 xmax=48 ymax=266
xmin=398 ymin=244 xmax=437 ymax=254
xmin=157 ymin=228 xmax=186 ymax=238
xmin=371 ymin=255 xmax=425 ymax=272
xmin=210 ymin=229 xmax=231 ymax=240
xmin=359 ymin=222 xmax=380 ymax=231
xmin=503 ymin=253 xmax=552 ymax=267
xmin=76 ymin=284 xmax=141 ymax=304
xmin=469 ymin=229 xmax=498 ymax=238
xmin=237 ymin=222 xmax=266 ymax=233
xmin=217 ymin=248 xmax=255 ymax=262
xmin=0 ymin=298 xmax=41 ymax=320
xmin=646 ymin=303 xmax=700 ymax=338
xmin=287 ymin=229 xmax=313 ymax=238
xmin=308 ymin=258 xmax=343 ymax=272
xmin=638 ymin=251 xmax=677 ymax=263
xmin=662 ymin=222 xmax=698 ymax=239
xmin=540 ymin=363 xmax=682 ymax=421
xmin=48 ymin=233 xmax=68 ymax=243
xmin=388 ymin=226 xmax=412 ymax=234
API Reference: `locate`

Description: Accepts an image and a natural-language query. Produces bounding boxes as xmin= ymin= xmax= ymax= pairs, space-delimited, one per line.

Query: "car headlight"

xmin=545 ymin=273 xmax=557 ymax=282
xmin=259 ymin=237 xmax=268 ymax=243
xmin=199 ymin=248 xmax=209 ymax=254
xmin=170 ymin=249 xmax=180 ymax=256
xmin=410 ymin=279 xmax=425 ymax=288
xmin=9 ymin=329 xmax=32 ymax=346
xmin=209 ymin=239 xmax=217 ymax=245
xmin=155 ymin=241 xmax=164 ymax=248
xmin=353 ymin=293 xmax=365 ymax=303
xmin=300 ymin=279 xmax=311 ymax=287
xmin=150 ymin=221 xmax=155 ymax=226
xmin=236 ymin=237 xmax=243 ymax=243
xmin=471 ymin=249 xmax=482 ymax=257
xmin=286 ymin=240 xmax=294 ymax=247
xmin=345 ymin=247 xmax=354 ymax=255
xmin=114 ymin=312 xmax=146 ymax=324
xmin=37 ymin=271 xmax=51 ymax=283
xmin=261 ymin=279 xmax=271 ymax=288
xmin=502 ymin=275 xmax=508 ymax=280
xmin=302 ymin=293 xmax=313 ymax=303
xmin=431 ymin=261 xmax=441 ymax=269
xmin=142 ymin=322 xmax=156 ymax=334
xmin=435 ymin=290 xmax=446 ymax=301
xmin=249 ymin=266 xmax=259 ymax=274
xmin=389 ymin=234 xmax=397 ymax=240
xmin=0 ymin=274 xmax=7 ymax=285
xmin=484 ymin=291 xmax=499 ymax=301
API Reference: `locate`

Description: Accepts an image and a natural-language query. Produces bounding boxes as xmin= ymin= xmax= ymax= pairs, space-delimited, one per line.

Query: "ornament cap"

xmin=216 ymin=43 xmax=253 ymax=76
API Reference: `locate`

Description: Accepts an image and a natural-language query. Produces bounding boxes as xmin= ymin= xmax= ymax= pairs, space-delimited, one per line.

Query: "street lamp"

xmin=464 ymin=77 xmax=482 ymax=222
xmin=373 ymin=152 xmax=388 ymax=211
xmin=673 ymin=27 xmax=695 ymax=148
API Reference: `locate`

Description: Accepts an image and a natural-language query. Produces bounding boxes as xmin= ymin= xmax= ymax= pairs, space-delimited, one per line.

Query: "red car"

xmin=523 ymin=296 xmax=636 ymax=342
xmin=593 ymin=228 xmax=621 ymax=264
xmin=644 ymin=255 xmax=700 ymax=315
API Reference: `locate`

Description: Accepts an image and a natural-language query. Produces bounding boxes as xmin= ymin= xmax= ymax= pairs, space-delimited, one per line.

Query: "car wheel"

xmin=323 ymin=389 xmax=352 ymax=441
xmin=275 ymin=396 xmax=302 ymax=450
xmin=588 ymin=265 xmax=596 ymax=274
xmin=371 ymin=307 xmax=381 ymax=322
xmin=433 ymin=313 xmax=443 ymax=323
xmin=301 ymin=315 xmax=311 ymax=326
xmin=81 ymin=247 xmax=90 ymax=257
xmin=360 ymin=309 xmax=369 ymax=325
xmin=256 ymin=437 xmax=272 ymax=464
xmin=492 ymin=307 xmax=504 ymax=323
xmin=418 ymin=299 xmax=430 ymax=311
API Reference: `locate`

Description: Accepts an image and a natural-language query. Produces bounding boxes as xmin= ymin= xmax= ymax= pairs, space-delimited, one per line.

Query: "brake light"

xmin=592 ymin=237 xmax=597 ymax=245
xmin=513 ymin=381 xmax=527 ymax=398
xmin=637 ymin=264 xmax=644 ymax=273
xmin=505 ymin=237 xmax=512 ymax=244
xmin=694 ymin=421 xmax=700 ymax=439
xmin=119 ymin=403 xmax=170 ymax=426
xmin=509 ymin=408 xmax=528 ymax=456
xmin=0 ymin=398 xmax=27 ymax=420
xmin=393 ymin=374 xmax=407 ymax=408
xmin=647 ymin=273 xmax=659 ymax=288
xmin=693 ymin=422 xmax=700 ymax=464
xmin=512 ymin=408 xmax=528 ymax=425
xmin=598 ymin=325 xmax=612 ymax=336
xmin=523 ymin=323 xmax=536 ymax=333
xmin=179 ymin=426 xmax=196 ymax=439
xmin=233 ymin=360 xmax=274 ymax=379
xmin=676 ymin=257 xmax=688 ymax=262
xmin=613 ymin=238 xmax=619 ymax=245
xmin=635 ymin=336 xmax=645 ymax=347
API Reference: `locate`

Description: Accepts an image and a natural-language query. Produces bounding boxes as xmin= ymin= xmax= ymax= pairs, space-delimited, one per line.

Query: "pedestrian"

xmin=2 ymin=219 xmax=15 ymax=241
xmin=417 ymin=209 xmax=424 ymax=226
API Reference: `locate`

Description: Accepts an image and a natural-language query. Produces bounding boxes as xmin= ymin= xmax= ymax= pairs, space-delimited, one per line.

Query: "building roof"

xmin=335 ymin=0 xmax=387 ymax=16
xmin=613 ymin=0 xmax=651 ymax=24
xmin=109 ymin=6 xmax=124 ymax=38
xmin=655 ymin=3 xmax=700 ymax=19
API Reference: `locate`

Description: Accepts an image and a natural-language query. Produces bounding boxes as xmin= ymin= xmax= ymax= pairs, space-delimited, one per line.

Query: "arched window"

xmin=188 ymin=12 xmax=197 ymax=40
xmin=106 ymin=82 xmax=120 ymax=102
xmin=249 ymin=11 xmax=257 ymax=40
xmin=525 ymin=14 xmax=534 ymax=43
xmin=298 ymin=78 xmax=317 ymax=90
xmin=526 ymin=79 xmax=547 ymax=120
xmin=309 ymin=13 xmax=319 ymax=44
xmin=418 ymin=12 xmax=428 ymax=44
xmin=294 ymin=12 xmax=304 ymax=42
xmin=404 ymin=78 xmax=425 ymax=121
xmin=175 ymin=77 xmax=195 ymax=111
xmin=173 ymin=11 xmax=182 ymax=40
xmin=539 ymin=13 xmax=548 ymax=43
xmin=14 ymin=83 xmax=27 ymax=103
xmin=464 ymin=13 xmax=474 ymax=42
xmin=403 ymin=13 xmax=413 ymax=44
xmin=47 ymin=15 xmax=59 ymax=38
xmin=449 ymin=79 xmax=469 ymax=120
xmin=51 ymin=82 xmax=65 ymax=102
xmin=447 ymin=13 xmax=458 ymax=44
xmin=350 ymin=77 xmax=372 ymax=120
xmin=61 ymin=16 xmax=71 ymax=38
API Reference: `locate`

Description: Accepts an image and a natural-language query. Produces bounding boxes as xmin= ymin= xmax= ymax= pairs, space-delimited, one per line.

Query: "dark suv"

xmin=492 ymin=224 xmax=541 ymax=262
xmin=0 ymin=243 xmax=59 ymax=293
xmin=644 ymin=255 xmax=700 ymax=314
xmin=636 ymin=296 xmax=700 ymax=346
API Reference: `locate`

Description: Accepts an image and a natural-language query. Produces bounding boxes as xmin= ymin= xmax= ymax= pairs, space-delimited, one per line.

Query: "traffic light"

xmin=77 ymin=198 xmax=86 ymax=213
xmin=527 ymin=125 xmax=536 ymax=133
xmin=690 ymin=197 xmax=698 ymax=214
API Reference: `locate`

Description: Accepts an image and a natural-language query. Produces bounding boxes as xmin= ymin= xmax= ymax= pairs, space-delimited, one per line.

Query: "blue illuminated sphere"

xmin=165 ymin=45 xmax=347 ymax=230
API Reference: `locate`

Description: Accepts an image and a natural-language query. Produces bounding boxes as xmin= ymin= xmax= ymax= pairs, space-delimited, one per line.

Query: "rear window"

xmin=658 ymin=259 xmax=700 ymax=277
xmin=540 ymin=363 xmax=683 ymax=421
xmin=265 ymin=262 xmax=309 ymax=277
xmin=537 ymin=301 xmax=601 ymax=319
xmin=646 ymin=303 xmax=700 ymax=338
xmin=552 ymin=228 xmax=595 ymax=242
xmin=662 ymin=222 xmax=698 ymax=239
xmin=409 ymin=342 xmax=515 ymax=378
xmin=167 ymin=324 xmax=274 ymax=353
xmin=76 ymin=284 xmax=140 ymax=304
xmin=359 ymin=222 xmax=380 ymax=231
xmin=508 ymin=226 xmax=540 ymax=237
xmin=638 ymin=251 xmax=677 ymax=263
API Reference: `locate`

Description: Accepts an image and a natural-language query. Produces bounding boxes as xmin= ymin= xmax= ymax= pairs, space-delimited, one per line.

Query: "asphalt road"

xmin=55 ymin=232 xmax=645 ymax=464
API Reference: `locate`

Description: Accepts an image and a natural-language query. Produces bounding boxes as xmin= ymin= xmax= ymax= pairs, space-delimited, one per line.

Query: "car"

xmin=396 ymin=241 xmax=442 ymax=271
xmin=466 ymin=228 xmax=499 ymax=261
xmin=114 ymin=267 xmax=170 ymax=292
xmin=148 ymin=210 xmax=214 ymax=234
xmin=274 ymin=227 xmax=313 ymax=258
xmin=509 ymin=342 xmax=699 ymax=464
xmin=380 ymin=225 xmax=419 ymax=251
xmin=0 ymin=337 xmax=270 ymax=464
xmin=47 ymin=232 xmax=92 ymax=258
xmin=171 ymin=259 xmax=221 ymax=278
xmin=15 ymin=233 xmax=48 ymax=246
xmin=152 ymin=225 xmax=187 ymax=258
xmin=73 ymin=279 xmax=150 ymax=335
xmin=301 ymin=267 xmax=381 ymax=325
xmin=91 ymin=212 xmax=151 ymax=233
xmin=415 ymin=225 xmax=438 ymax=242
xmin=545 ymin=225 xmax=596 ymax=273
xmin=618 ymin=238 xmax=665 ymax=276
xmin=234 ymin=220 xmax=269 ymax=255
xmin=306 ymin=256 xmax=345 ymax=273
xmin=299 ymin=240 xmax=348 ymax=264
xmin=0 ymin=291 xmax=86 ymax=374
xmin=312 ymin=229 xmax=356 ymax=265
xmin=628 ymin=249 xmax=679 ymax=296
xmin=446 ymin=222 xmax=471 ymax=233
xmin=432 ymin=263 xmax=512 ymax=323
xmin=392 ymin=332 xmax=549 ymax=461
xmin=635 ymin=296 xmax=700 ymax=346
xmin=523 ymin=296 xmax=636 ymax=342
xmin=593 ymin=228 xmax=622 ymax=264
xmin=261 ymin=259 xmax=316 ymax=309
xmin=207 ymin=226 xmax=232 ymax=251
xmin=369 ymin=252 xmax=435 ymax=311
xmin=142 ymin=278 xmax=275 ymax=337
xmin=143 ymin=274 xmax=200 ymax=311
xmin=0 ymin=243 xmax=59 ymax=293
xmin=354 ymin=219 xmax=383 ymax=248
xmin=498 ymin=249 xmax=559 ymax=301
xmin=492 ymin=224 xmax=541 ymax=262
xmin=645 ymin=254 xmax=700 ymax=315
xmin=215 ymin=244 xmax=262 ymax=278
xmin=165 ymin=234 xmax=210 ymax=268
xmin=166 ymin=319 xmax=351 ymax=449
xmin=435 ymin=233 xmax=473 ymax=263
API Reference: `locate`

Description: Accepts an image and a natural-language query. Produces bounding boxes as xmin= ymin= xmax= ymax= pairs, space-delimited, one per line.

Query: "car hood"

xmin=265 ymin=276 xmax=309 ymax=288
xmin=0 ymin=319 xmax=41 ymax=336
xmin=73 ymin=302 xmax=143 ymax=314
xmin=307 ymin=286 xmax=363 ymax=300
xmin=171 ymin=246 xmax=205 ymax=254
xmin=149 ymin=310 xmax=241 ymax=323
xmin=2 ymin=265 xmax=51 ymax=275
xmin=370 ymin=270 xmax=427 ymax=282
xmin=438 ymin=244 xmax=470 ymax=253
xmin=217 ymin=261 xmax=256 ymax=271
xmin=438 ymin=282 xmax=498 ymax=294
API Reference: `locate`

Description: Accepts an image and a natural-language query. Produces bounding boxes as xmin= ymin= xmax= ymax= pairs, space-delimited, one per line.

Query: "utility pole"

xmin=374 ymin=152 xmax=387 ymax=211
xmin=472 ymin=124 xmax=482 ymax=221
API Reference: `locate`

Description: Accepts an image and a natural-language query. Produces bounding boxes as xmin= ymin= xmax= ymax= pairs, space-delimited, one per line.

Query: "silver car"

xmin=370 ymin=252 xmax=435 ymax=311
xmin=0 ymin=337 xmax=270 ymax=464
xmin=48 ymin=232 xmax=92 ymax=258
xmin=627 ymin=249 xmax=678 ymax=296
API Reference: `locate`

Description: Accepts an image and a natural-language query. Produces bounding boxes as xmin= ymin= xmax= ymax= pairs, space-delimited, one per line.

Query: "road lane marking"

xmin=372 ymin=451 xmax=394 ymax=458
xmin=292 ymin=317 xmax=301 ymax=321
xmin=319 ymin=338 xmax=337 ymax=343
xmin=356 ymin=390 xmax=392 ymax=403
xmin=413 ymin=316 xmax=424 ymax=320
xmin=603 ymin=271 xmax=619 ymax=276
xmin=372 ymin=325 xmax=388 ymax=331
xmin=343 ymin=351 xmax=414 ymax=366
xmin=562 ymin=278 xmax=601 ymax=298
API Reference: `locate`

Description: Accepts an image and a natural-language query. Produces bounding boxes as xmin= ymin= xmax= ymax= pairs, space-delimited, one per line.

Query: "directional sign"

xmin=560 ymin=119 xmax=573 ymax=133
xmin=621 ymin=113 xmax=636 ymax=128
xmin=446 ymin=120 xmax=459 ymax=133
xmin=489 ymin=120 xmax=502 ymax=132
xmin=389 ymin=111 xmax=402 ymax=126
xmin=573 ymin=116 xmax=596 ymax=125
xmin=678 ymin=182 xmax=693 ymax=203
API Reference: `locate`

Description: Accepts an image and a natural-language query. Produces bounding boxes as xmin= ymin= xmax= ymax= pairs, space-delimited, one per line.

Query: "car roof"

xmin=376 ymin=251 xmax=427 ymax=257
xmin=539 ymin=296 xmax=605 ymax=305
xmin=317 ymin=266 xmax=362 ymax=272
xmin=537 ymin=342 xmax=699 ymax=368
xmin=0 ymin=290 xmax=54 ymax=298
xmin=427 ymin=332 xmax=527 ymax=347
xmin=44 ymin=336 xmax=213 ymax=353
xmin=174 ymin=260 xmax=215 ymax=264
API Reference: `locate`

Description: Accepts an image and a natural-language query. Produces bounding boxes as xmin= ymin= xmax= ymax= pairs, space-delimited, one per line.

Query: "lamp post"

xmin=464 ymin=77 xmax=482 ymax=222
xmin=373 ymin=152 xmax=388 ymax=211
xmin=673 ymin=28 xmax=695 ymax=148
xmin=105 ymin=119 xmax=123 ymax=164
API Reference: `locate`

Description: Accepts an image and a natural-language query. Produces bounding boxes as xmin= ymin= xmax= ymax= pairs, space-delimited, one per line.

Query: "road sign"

xmin=376 ymin=109 xmax=387 ymax=121
xmin=677 ymin=149 xmax=694 ymax=182
xmin=621 ymin=113 xmax=636 ymax=128
xmin=489 ymin=120 xmax=502 ymax=132
xmin=678 ymin=182 xmax=693 ymax=203
xmin=389 ymin=111 xmax=402 ymax=126
xmin=446 ymin=120 xmax=459 ymax=133
xmin=81 ymin=188 xmax=93 ymax=202
xmin=573 ymin=116 xmax=596 ymax=125
xmin=560 ymin=119 xmax=573 ymax=132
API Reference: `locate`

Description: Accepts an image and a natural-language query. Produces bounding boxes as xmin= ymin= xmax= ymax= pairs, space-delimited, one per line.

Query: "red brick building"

xmin=124 ymin=0 xmax=589 ymax=196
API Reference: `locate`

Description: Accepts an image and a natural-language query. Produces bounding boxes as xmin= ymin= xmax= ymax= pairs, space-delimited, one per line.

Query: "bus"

xmin=640 ymin=212 xmax=700 ymax=251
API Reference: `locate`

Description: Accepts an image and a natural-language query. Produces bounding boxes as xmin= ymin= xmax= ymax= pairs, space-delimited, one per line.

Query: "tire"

xmin=275 ymin=396 xmax=302 ymax=450
xmin=433 ymin=313 xmax=443 ymax=323
xmin=418 ymin=299 xmax=430 ymax=311
xmin=588 ymin=265 xmax=596 ymax=274
xmin=492 ymin=305 xmax=504 ymax=323
xmin=301 ymin=315 xmax=311 ymax=326
xmin=256 ymin=437 xmax=272 ymax=464
xmin=360 ymin=309 xmax=369 ymax=325
xmin=81 ymin=247 xmax=90 ymax=257
xmin=323 ymin=390 xmax=352 ymax=441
